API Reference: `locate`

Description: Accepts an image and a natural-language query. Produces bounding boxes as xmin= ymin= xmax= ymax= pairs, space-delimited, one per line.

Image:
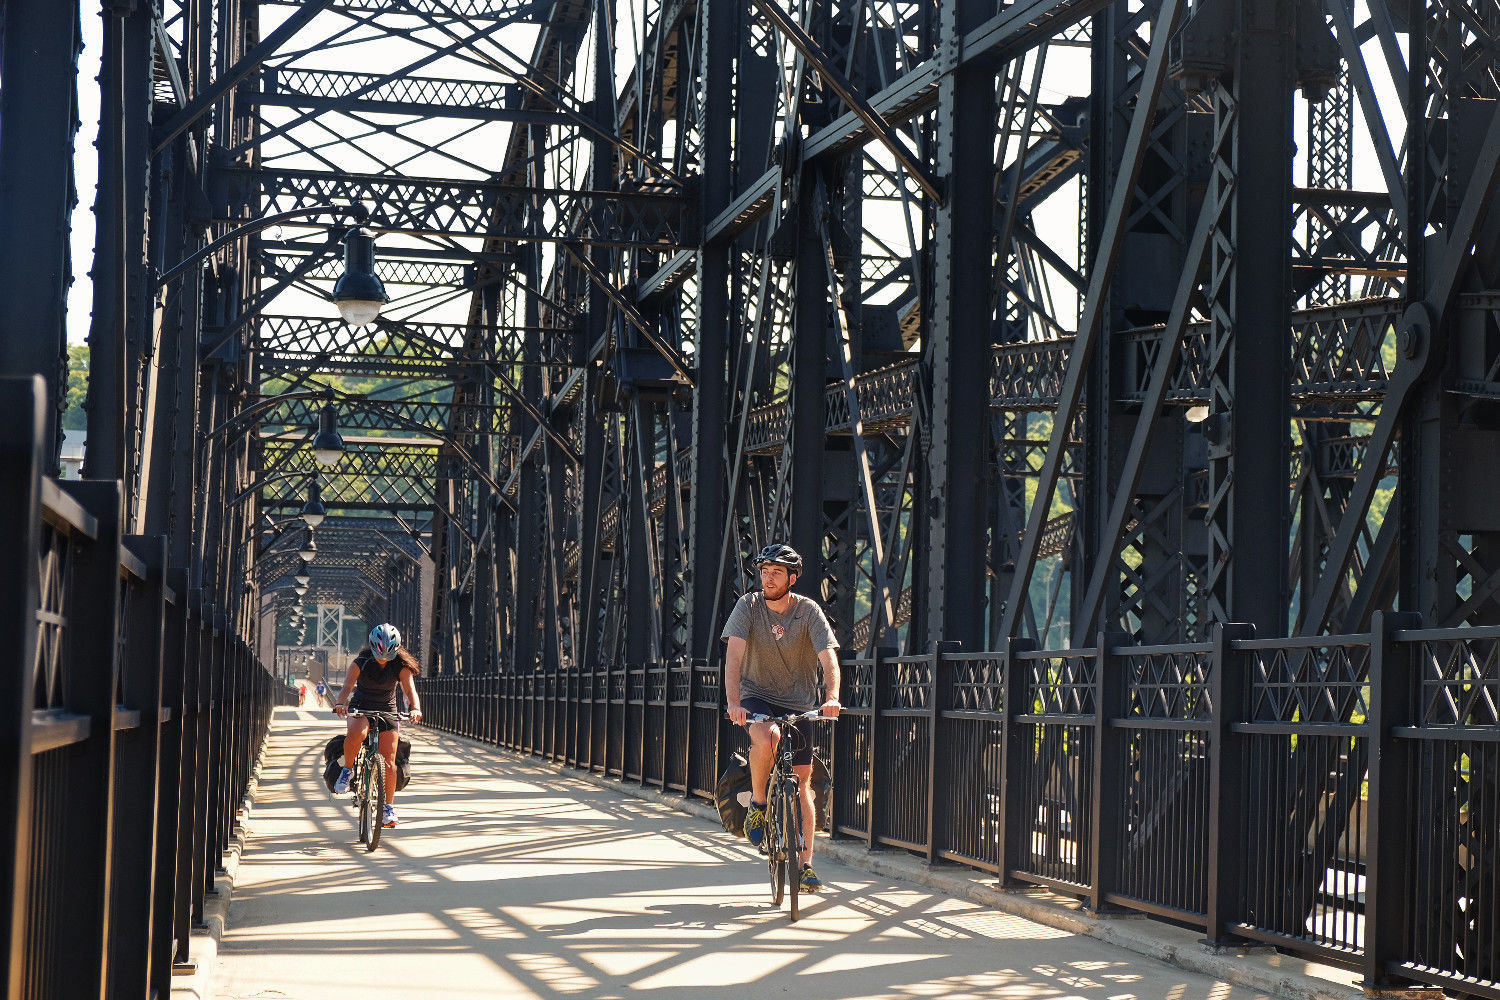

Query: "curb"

xmin=443 ymin=737 xmax=1368 ymax=1000
xmin=168 ymin=746 xmax=268 ymax=1000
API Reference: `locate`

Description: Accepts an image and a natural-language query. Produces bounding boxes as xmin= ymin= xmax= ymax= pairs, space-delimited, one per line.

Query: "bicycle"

xmin=738 ymin=709 xmax=830 ymax=922
xmin=342 ymin=709 xmax=408 ymax=852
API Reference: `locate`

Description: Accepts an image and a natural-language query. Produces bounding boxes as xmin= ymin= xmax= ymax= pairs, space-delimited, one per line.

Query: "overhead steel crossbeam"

xmin=254 ymin=314 xmax=563 ymax=376
xmin=259 ymin=0 xmax=553 ymax=18
xmin=251 ymin=69 xmax=573 ymax=124
xmin=228 ymin=167 xmax=694 ymax=247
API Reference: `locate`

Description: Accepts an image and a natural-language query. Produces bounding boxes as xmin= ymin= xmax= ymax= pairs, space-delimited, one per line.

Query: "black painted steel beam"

xmin=152 ymin=0 xmax=337 ymax=155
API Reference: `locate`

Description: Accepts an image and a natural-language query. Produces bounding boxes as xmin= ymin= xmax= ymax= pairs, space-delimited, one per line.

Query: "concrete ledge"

xmin=460 ymin=737 xmax=1368 ymax=1000
xmin=169 ymin=748 xmax=268 ymax=1000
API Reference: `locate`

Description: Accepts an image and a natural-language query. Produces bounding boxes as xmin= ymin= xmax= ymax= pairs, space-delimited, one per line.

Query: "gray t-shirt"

xmin=721 ymin=592 xmax=839 ymax=711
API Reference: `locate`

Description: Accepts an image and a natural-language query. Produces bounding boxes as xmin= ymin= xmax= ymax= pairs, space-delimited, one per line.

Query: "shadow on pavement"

xmin=208 ymin=708 xmax=1274 ymax=1000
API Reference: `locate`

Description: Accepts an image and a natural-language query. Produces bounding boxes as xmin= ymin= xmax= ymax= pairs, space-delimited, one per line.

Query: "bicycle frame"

xmin=346 ymin=709 xmax=405 ymax=850
xmin=742 ymin=709 xmax=827 ymax=921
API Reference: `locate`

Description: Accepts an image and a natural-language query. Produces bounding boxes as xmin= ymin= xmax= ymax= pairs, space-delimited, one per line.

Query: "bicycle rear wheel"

xmin=363 ymin=753 xmax=385 ymax=852
xmin=766 ymin=786 xmax=786 ymax=907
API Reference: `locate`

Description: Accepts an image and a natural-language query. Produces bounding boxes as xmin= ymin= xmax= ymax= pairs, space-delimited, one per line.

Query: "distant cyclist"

xmin=723 ymin=542 xmax=841 ymax=892
xmin=332 ymin=624 xmax=423 ymax=828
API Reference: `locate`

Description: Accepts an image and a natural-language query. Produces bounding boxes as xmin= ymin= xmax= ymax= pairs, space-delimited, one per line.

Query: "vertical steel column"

xmin=172 ymin=592 xmax=203 ymax=966
xmin=625 ymin=399 xmax=658 ymax=663
xmin=0 ymin=0 xmax=81 ymax=471
xmin=59 ymin=479 xmax=125 ymax=999
xmin=109 ymin=534 xmax=168 ymax=999
xmin=151 ymin=568 xmax=188 ymax=994
xmin=923 ymin=0 xmax=994 ymax=651
xmin=1088 ymin=630 xmax=1131 ymax=913
xmin=189 ymin=603 xmax=214 ymax=928
xmin=0 ymin=379 xmax=45 ymax=996
xmin=1082 ymin=0 xmax=1192 ymax=643
xmin=996 ymin=634 xmax=1036 ymax=885
xmin=475 ymin=286 xmax=500 ymax=673
xmin=689 ymin=0 xmax=733 ymax=660
xmin=1201 ymin=0 xmax=1295 ymax=636
xmin=579 ymin=0 xmax=621 ymax=671
xmin=1399 ymin=2 xmax=1500 ymax=628
xmin=791 ymin=169 xmax=828 ymax=591
xmin=1362 ymin=610 xmax=1421 ymax=989
xmin=1205 ymin=621 xmax=1255 ymax=945
xmin=85 ymin=2 xmax=129 ymax=483
xmin=86 ymin=1 xmax=154 ymax=504
xmin=512 ymin=169 xmax=546 ymax=672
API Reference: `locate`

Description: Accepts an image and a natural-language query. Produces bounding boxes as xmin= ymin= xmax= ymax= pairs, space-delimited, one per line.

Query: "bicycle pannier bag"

xmin=715 ymin=751 xmax=752 ymax=834
xmin=714 ymin=749 xmax=833 ymax=833
xmin=318 ymin=734 xmax=413 ymax=791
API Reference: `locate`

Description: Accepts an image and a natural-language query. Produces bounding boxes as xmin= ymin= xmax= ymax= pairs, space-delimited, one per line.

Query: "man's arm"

xmin=725 ymin=636 xmax=748 ymax=725
xmin=818 ymin=648 xmax=842 ymax=717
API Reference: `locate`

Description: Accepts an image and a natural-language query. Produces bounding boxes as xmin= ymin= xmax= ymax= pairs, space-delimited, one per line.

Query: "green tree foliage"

xmin=63 ymin=344 xmax=89 ymax=430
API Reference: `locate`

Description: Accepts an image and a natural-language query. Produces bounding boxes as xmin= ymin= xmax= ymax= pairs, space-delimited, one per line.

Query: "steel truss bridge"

xmin=1 ymin=0 xmax=1499 ymax=997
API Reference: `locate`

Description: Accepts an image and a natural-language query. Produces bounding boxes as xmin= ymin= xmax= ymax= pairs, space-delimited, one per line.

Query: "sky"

xmin=68 ymin=10 xmax=102 ymax=346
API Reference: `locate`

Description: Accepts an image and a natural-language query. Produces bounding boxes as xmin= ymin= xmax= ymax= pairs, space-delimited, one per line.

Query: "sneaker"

xmin=799 ymin=864 xmax=823 ymax=893
xmin=743 ymin=802 xmax=767 ymax=847
xmin=333 ymin=767 xmax=353 ymax=794
xmin=383 ymin=804 xmax=398 ymax=828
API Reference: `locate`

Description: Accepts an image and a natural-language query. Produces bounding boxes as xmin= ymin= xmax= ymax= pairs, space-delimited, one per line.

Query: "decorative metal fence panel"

xmin=833 ymin=657 xmax=873 ymax=841
xmin=664 ymin=661 xmax=690 ymax=792
xmin=938 ymin=653 xmax=1007 ymax=872
xmin=688 ymin=661 xmax=720 ymax=798
xmin=874 ymin=654 xmax=932 ymax=852
xmin=1399 ymin=627 xmax=1500 ymax=994
xmin=1113 ymin=643 xmax=1213 ymax=920
xmin=1012 ymin=646 xmax=1096 ymax=893
xmin=1234 ymin=636 xmax=1372 ymax=958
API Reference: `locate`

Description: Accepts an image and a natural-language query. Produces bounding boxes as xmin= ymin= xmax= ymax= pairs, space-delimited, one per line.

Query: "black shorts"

xmin=349 ymin=696 xmax=401 ymax=731
xmin=741 ymin=696 xmax=815 ymax=766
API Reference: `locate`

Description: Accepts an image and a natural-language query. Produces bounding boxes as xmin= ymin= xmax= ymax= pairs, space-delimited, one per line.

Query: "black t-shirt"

xmin=349 ymin=652 xmax=414 ymax=711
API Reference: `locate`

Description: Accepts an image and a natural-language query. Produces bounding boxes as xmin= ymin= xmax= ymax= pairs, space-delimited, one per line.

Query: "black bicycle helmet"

xmin=752 ymin=542 xmax=803 ymax=573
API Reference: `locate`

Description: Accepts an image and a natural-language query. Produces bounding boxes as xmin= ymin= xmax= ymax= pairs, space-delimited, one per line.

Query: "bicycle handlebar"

xmin=735 ymin=709 xmax=832 ymax=724
xmin=342 ymin=708 xmax=416 ymax=723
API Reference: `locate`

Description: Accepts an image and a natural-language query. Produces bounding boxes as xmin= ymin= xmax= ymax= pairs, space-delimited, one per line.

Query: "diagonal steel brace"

xmin=750 ymin=0 xmax=943 ymax=203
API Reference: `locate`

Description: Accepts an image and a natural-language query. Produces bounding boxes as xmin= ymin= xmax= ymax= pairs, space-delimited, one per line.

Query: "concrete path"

xmin=204 ymin=708 xmax=1353 ymax=1000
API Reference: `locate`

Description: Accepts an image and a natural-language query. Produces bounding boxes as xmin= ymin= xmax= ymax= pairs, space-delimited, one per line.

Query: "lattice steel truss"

xmin=1 ymin=0 xmax=1490 ymax=679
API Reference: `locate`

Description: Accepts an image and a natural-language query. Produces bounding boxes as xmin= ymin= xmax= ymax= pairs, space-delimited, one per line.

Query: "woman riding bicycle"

xmin=332 ymin=623 xmax=423 ymax=828
xmin=723 ymin=543 xmax=841 ymax=892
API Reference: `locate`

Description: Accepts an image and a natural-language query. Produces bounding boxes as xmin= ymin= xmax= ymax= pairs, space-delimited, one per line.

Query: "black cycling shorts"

xmin=741 ymin=696 xmax=815 ymax=766
xmin=349 ymin=695 xmax=401 ymax=732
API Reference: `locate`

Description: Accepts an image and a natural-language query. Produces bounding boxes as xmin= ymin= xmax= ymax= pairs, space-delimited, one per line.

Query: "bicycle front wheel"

xmin=785 ymin=787 xmax=803 ymax=922
xmin=363 ymin=754 xmax=385 ymax=852
xmin=355 ymin=752 xmax=371 ymax=845
xmin=766 ymin=789 xmax=786 ymax=907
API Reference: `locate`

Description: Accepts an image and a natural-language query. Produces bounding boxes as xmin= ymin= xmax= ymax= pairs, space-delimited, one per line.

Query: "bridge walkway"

xmin=192 ymin=708 xmax=1363 ymax=1000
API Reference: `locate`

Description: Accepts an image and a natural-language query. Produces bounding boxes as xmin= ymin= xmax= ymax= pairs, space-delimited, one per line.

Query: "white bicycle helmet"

xmin=369 ymin=623 xmax=402 ymax=660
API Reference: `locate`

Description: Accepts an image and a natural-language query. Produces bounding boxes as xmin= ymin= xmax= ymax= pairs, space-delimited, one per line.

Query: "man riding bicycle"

xmin=332 ymin=623 xmax=423 ymax=828
xmin=723 ymin=542 xmax=841 ymax=893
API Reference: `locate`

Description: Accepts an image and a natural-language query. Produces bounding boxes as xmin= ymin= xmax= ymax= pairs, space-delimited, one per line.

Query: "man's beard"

xmin=763 ymin=582 xmax=790 ymax=600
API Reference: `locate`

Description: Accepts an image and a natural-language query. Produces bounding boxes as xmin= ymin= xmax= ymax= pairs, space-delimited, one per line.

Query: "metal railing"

xmin=0 ymin=379 xmax=293 ymax=1000
xmin=421 ymin=615 xmax=1500 ymax=999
